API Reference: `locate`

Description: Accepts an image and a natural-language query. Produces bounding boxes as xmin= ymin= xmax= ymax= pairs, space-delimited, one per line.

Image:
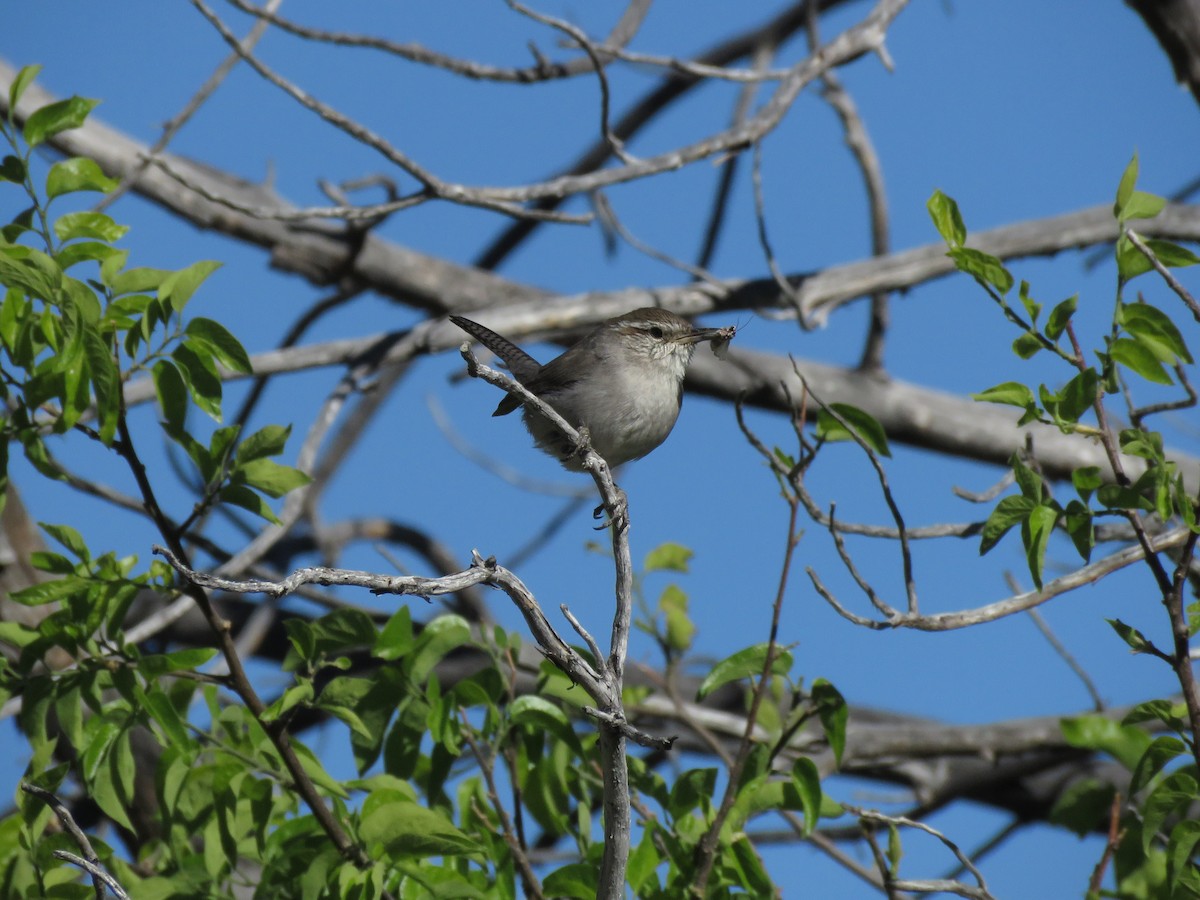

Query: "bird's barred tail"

xmin=449 ymin=315 xmax=542 ymax=382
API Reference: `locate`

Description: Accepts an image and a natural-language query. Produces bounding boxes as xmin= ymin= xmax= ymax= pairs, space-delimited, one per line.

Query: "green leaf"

xmin=1115 ymin=153 xmax=1139 ymax=219
xmin=1061 ymin=714 xmax=1152 ymax=771
xmin=91 ymin=741 xmax=136 ymax=832
xmin=1142 ymin=770 xmax=1199 ymax=855
xmin=950 ymin=246 xmax=1014 ymax=295
xmin=1096 ymin=482 xmax=1154 ymax=512
xmin=143 ymin=689 xmax=189 ymax=748
xmin=543 ymin=864 xmax=599 ymax=899
xmin=1122 ymin=302 xmax=1193 ymax=365
xmin=30 ymin=550 xmax=75 ymax=574
xmin=815 ymin=403 xmax=891 ymax=457
xmin=8 ymin=65 xmax=42 ymax=115
xmin=9 ymin=577 xmax=87 ymax=606
xmin=1142 ymin=238 xmax=1200 ymax=269
xmin=56 ymin=240 xmax=123 ymax=272
xmin=1015 ymin=453 xmax=1043 ymax=500
xmin=140 ymin=647 xmax=220 ymax=677
xmin=927 ymin=190 xmax=966 ymax=248
xmin=159 ymin=260 xmax=221 ymax=313
xmin=1169 ymin=819 xmax=1200 ymax=892
xmin=0 ymin=620 xmax=39 ymax=649
xmin=1023 ymin=503 xmax=1058 ymax=590
xmin=697 ymin=643 xmax=793 ymax=701
xmin=659 ymin=583 xmax=695 ymax=653
xmin=234 ymin=458 xmax=311 ymax=498
xmin=1046 ymin=369 xmax=1099 ymax=426
xmin=1110 ymin=337 xmax=1173 ymax=385
xmin=1017 ymin=280 xmax=1040 ymax=324
xmin=306 ymin=610 xmax=380 ymax=657
xmin=172 ymin=341 xmax=223 ymax=420
xmin=790 ymin=757 xmax=822 ymax=836
xmin=1064 ymin=500 xmax=1093 ymax=562
xmin=0 ymin=155 xmax=25 ymax=184
xmin=53 ymin=211 xmax=128 ymax=244
xmin=185 ymin=316 xmax=253 ymax=374
xmin=374 ymin=606 xmax=414 ymax=661
xmin=83 ymin=328 xmax=118 ymax=445
xmin=1108 ymin=618 xmax=1154 ymax=655
xmin=887 ymin=823 xmax=902 ymax=871
xmin=410 ymin=615 xmax=473 ymax=684
xmin=151 ymin=360 xmax=188 ymax=435
xmin=1045 ymin=295 xmax=1078 ymax=341
xmin=627 ymin=829 xmax=660 ymax=894
xmin=812 ymin=679 xmax=847 ymax=768
xmin=106 ymin=266 xmax=170 ymax=296
xmin=728 ymin=834 xmax=774 ymax=895
xmin=509 ymin=695 xmax=581 ymax=753
xmin=360 ymin=790 xmax=480 ymax=857
xmin=233 ymin=424 xmax=291 ymax=464
xmin=317 ymin=700 xmax=373 ymax=741
xmin=45 ymin=158 xmax=118 ymax=199
xmin=1131 ymin=736 xmax=1187 ymax=795
xmin=1012 ymin=331 xmax=1043 ymax=359
xmin=1119 ymin=428 xmax=1164 ymax=460
xmin=41 ymin=522 xmax=90 ymax=561
xmin=979 ymin=494 xmax=1035 ymax=555
xmin=644 ymin=541 xmax=693 ymax=573
xmin=1122 ymin=190 xmax=1166 ymax=222
xmin=261 ymin=681 xmax=315 ymax=722
xmin=218 ymin=484 xmax=281 ymax=525
xmin=23 ymin=96 xmax=101 ymax=147
xmin=668 ymin=767 xmax=717 ymax=819
xmin=972 ymin=381 xmax=1035 ymax=408
xmin=1048 ymin=778 xmax=1116 ymax=836
xmin=0 ymin=245 xmax=61 ymax=300
xmin=1116 ymin=233 xmax=1153 ymax=281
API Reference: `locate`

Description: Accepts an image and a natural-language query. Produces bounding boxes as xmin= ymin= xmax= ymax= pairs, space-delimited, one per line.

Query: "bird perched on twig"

xmin=450 ymin=308 xmax=735 ymax=471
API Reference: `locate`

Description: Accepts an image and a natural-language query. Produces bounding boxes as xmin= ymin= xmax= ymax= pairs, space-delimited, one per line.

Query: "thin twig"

xmin=803 ymin=375 xmax=918 ymax=614
xmin=21 ymin=783 xmax=128 ymax=900
xmin=222 ymin=0 xmax=652 ymax=84
xmin=506 ymin=0 xmax=635 ymax=165
xmin=461 ymin=725 xmax=545 ymax=900
xmin=850 ymin=806 xmax=996 ymax=900
xmin=812 ymin=525 xmax=1193 ymax=631
xmin=692 ymin=484 xmax=802 ymax=894
xmin=96 ymin=0 xmax=283 ymax=212
xmin=806 ymin=1 xmax=892 ymax=371
xmin=695 ymin=40 xmax=776 ymax=271
xmin=1010 ymin=573 xmax=1105 ymax=711
xmin=1124 ymin=227 xmax=1200 ymax=324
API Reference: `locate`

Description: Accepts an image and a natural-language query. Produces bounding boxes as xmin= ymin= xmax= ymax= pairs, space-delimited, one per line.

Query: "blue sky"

xmin=5 ymin=1 xmax=1200 ymax=896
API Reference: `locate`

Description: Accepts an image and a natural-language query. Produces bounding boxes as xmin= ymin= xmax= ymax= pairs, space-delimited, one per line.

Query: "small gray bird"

xmin=450 ymin=308 xmax=733 ymax=471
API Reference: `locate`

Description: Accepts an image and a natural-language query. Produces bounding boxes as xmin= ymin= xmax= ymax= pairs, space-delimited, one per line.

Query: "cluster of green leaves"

xmin=0 ymin=65 xmax=307 ymax=528
xmin=931 ymin=155 xmax=1200 ymax=894
xmin=0 ymin=66 xmax=321 ymax=896
xmin=929 ymin=155 xmax=1199 ymax=589
xmin=1059 ymin=703 xmax=1200 ymax=899
xmin=623 ymin=541 xmax=848 ymax=896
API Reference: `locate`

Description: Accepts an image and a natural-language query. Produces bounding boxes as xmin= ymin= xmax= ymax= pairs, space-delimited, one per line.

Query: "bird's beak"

xmin=682 ymin=324 xmax=736 ymax=357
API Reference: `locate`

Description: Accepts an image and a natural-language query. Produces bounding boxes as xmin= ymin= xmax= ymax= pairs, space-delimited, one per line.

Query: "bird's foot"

xmin=592 ymin=486 xmax=629 ymax=532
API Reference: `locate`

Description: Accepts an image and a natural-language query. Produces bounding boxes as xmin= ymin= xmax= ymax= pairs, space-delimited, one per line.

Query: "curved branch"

xmin=224 ymin=0 xmax=653 ymax=84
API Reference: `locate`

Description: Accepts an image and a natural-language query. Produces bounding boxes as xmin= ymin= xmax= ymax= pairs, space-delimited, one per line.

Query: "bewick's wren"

xmin=450 ymin=308 xmax=734 ymax=471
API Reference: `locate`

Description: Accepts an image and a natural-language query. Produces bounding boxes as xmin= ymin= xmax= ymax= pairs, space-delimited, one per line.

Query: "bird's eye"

xmin=649 ymin=326 xmax=664 ymax=339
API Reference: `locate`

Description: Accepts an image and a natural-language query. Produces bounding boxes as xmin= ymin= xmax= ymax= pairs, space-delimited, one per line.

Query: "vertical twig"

xmin=691 ymin=491 xmax=801 ymax=894
xmin=805 ymin=0 xmax=892 ymax=371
